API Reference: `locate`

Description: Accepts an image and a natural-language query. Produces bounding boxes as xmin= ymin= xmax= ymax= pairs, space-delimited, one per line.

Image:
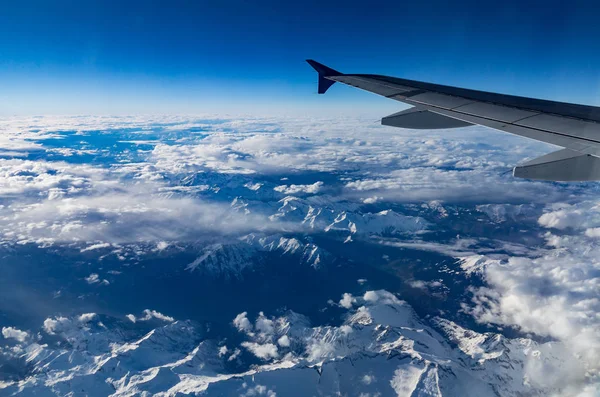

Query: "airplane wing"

xmin=307 ymin=59 xmax=600 ymax=181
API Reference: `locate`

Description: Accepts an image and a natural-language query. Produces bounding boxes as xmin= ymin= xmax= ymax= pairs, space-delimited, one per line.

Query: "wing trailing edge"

xmin=382 ymin=108 xmax=473 ymax=129
xmin=514 ymin=149 xmax=600 ymax=181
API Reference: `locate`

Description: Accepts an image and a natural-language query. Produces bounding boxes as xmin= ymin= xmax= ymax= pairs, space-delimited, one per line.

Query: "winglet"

xmin=306 ymin=60 xmax=341 ymax=94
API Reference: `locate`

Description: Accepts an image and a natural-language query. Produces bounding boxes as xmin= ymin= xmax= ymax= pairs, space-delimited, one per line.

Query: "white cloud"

xmin=255 ymin=312 xmax=274 ymax=335
xmin=228 ymin=348 xmax=241 ymax=362
xmin=363 ymin=291 xmax=379 ymax=302
xmin=306 ymin=338 xmax=335 ymax=362
xmin=43 ymin=316 xmax=69 ymax=335
xmin=2 ymin=326 xmax=29 ymax=342
xmin=240 ymin=384 xmax=277 ymax=397
xmin=339 ymin=293 xmax=355 ymax=309
xmin=274 ymin=181 xmax=323 ymax=195
xmin=155 ymin=241 xmax=169 ymax=250
xmin=77 ymin=313 xmax=97 ymax=323
xmin=538 ymin=208 xmax=586 ymax=230
xmin=138 ymin=310 xmax=174 ymax=322
xmin=362 ymin=196 xmax=381 ymax=204
xmin=408 ymin=280 xmax=443 ymax=291
xmin=277 ymin=335 xmax=290 ymax=347
xmin=80 ymin=243 xmax=111 ymax=252
xmin=361 ymin=374 xmax=375 ymax=385
xmin=233 ymin=312 xmax=253 ymax=332
xmin=124 ymin=310 xmax=174 ymax=323
xmin=0 ymin=114 xmax=596 ymax=395
xmin=85 ymin=273 xmax=100 ymax=284
xmin=241 ymin=342 xmax=279 ymax=360
xmin=464 ymin=239 xmax=600 ymax=382
xmin=585 ymin=228 xmax=600 ymax=238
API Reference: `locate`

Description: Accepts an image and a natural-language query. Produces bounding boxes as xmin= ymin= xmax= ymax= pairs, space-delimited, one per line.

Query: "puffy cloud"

xmin=464 ymin=237 xmax=600 ymax=383
xmin=85 ymin=273 xmax=100 ymax=284
xmin=85 ymin=273 xmax=109 ymax=285
xmin=77 ymin=313 xmax=97 ymax=323
xmin=363 ymin=291 xmax=379 ymax=302
xmin=0 ymin=114 xmax=596 ymax=395
xmin=241 ymin=342 xmax=279 ymax=360
xmin=362 ymin=196 xmax=381 ymax=204
xmin=2 ymin=326 xmax=29 ymax=342
xmin=339 ymin=293 xmax=355 ymax=309
xmin=361 ymin=374 xmax=375 ymax=385
xmin=0 ymin=115 xmax=582 ymax=255
xmin=274 ymin=181 xmax=323 ymax=195
xmin=125 ymin=310 xmax=174 ymax=323
xmin=240 ymin=383 xmax=276 ymax=397
xmin=255 ymin=312 xmax=274 ymax=335
xmin=277 ymin=335 xmax=290 ymax=347
xmin=233 ymin=312 xmax=253 ymax=332
xmin=138 ymin=310 xmax=174 ymax=322
xmin=155 ymin=241 xmax=169 ymax=250
xmin=43 ymin=316 xmax=70 ymax=335
xmin=585 ymin=228 xmax=600 ymax=238
xmin=538 ymin=208 xmax=586 ymax=230
xmin=408 ymin=280 xmax=443 ymax=291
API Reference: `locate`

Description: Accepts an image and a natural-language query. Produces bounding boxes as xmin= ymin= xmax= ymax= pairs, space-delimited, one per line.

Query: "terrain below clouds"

xmin=0 ymin=115 xmax=597 ymax=396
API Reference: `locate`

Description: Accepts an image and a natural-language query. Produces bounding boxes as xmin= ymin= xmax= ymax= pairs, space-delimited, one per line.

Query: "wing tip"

xmin=306 ymin=60 xmax=341 ymax=94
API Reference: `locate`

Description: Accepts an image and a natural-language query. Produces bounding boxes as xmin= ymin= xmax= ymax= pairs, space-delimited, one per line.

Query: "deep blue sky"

xmin=2 ymin=0 xmax=600 ymax=115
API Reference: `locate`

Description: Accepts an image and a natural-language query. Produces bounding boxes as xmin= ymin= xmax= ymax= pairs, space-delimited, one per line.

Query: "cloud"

xmin=538 ymin=207 xmax=586 ymax=230
xmin=273 ymin=181 xmax=323 ymax=195
xmin=240 ymin=383 xmax=277 ymax=397
xmin=363 ymin=291 xmax=378 ymax=302
xmin=43 ymin=316 xmax=70 ymax=335
xmin=81 ymin=243 xmax=111 ymax=252
xmin=362 ymin=196 xmax=381 ymax=204
xmin=0 ymin=114 xmax=596 ymax=395
xmin=361 ymin=374 xmax=375 ymax=385
xmin=233 ymin=312 xmax=253 ymax=333
xmin=339 ymin=293 xmax=355 ymax=309
xmin=85 ymin=273 xmax=100 ymax=284
xmin=77 ymin=313 xmax=97 ymax=322
xmin=125 ymin=310 xmax=174 ymax=323
xmin=305 ymin=338 xmax=335 ymax=362
xmin=255 ymin=312 xmax=275 ymax=335
xmin=277 ymin=335 xmax=290 ymax=347
xmin=138 ymin=310 xmax=174 ymax=322
xmin=2 ymin=326 xmax=29 ymax=342
xmin=464 ymin=236 xmax=600 ymax=383
xmin=241 ymin=342 xmax=279 ymax=360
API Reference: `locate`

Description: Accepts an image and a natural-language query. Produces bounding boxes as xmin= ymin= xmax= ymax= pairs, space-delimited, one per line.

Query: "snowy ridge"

xmin=0 ymin=291 xmax=575 ymax=396
xmin=184 ymin=234 xmax=330 ymax=277
xmin=269 ymin=196 xmax=428 ymax=237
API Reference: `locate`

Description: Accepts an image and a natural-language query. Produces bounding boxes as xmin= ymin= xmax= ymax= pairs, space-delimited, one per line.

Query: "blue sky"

xmin=2 ymin=0 xmax=600 ymax=115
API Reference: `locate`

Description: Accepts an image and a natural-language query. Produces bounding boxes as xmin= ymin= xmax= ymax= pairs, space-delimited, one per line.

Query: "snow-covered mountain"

xmin=0 ymin=291 xmax=575 ymax=396
xmin=0 ymin=116 xmax=597 ymax=396
xmin=184 ymin=234 xmax=329 ymax=276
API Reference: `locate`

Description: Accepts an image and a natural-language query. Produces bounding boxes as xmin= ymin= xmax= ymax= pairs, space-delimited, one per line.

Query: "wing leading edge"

xmin=307 ymin=59 xmax=600 ymax=181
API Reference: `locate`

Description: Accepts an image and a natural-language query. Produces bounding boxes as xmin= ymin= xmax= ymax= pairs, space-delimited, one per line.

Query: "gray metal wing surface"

xmin=307 ymin=59 xmax=600 ymax=181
